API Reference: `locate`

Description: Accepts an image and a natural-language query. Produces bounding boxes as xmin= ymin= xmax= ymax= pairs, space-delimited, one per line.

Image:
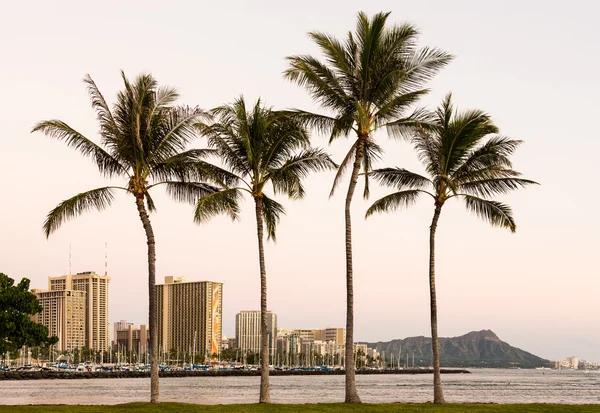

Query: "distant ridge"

xmin=364 ymin=330 xmax=548 ymax=368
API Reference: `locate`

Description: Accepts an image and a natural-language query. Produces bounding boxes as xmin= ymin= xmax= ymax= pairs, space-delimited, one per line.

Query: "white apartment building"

xmin=235 ymin=311 xmax=277 ymax=355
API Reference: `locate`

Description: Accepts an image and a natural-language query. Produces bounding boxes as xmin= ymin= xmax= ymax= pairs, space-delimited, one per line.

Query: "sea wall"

xmin=0 ymin=368 xmax=469 ymax=381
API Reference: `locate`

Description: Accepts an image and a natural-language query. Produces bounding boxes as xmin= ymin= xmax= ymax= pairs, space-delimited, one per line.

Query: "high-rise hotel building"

xmin=235 ymin=310 xmax=277 ymax=355
xmin=48 ymin=271 xmax=110 ymax=351
xmin=31 ymin=289 xmax=86 ymax=352
xmin=156 ymin=276 xmax=223 ymax=356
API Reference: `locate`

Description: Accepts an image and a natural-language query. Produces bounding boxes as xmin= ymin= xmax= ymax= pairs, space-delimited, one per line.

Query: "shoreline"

xmin=0 ymin=368 xmax=469 ymax=381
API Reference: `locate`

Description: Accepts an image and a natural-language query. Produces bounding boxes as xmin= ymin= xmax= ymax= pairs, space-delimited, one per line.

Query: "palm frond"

xmin=283 ymin=54 xmax=349 ymax=111
xmin=146 ymin=191 xmax=157 ymax=213
xmin=197 ymin=121 xmax=251 ymax=177
xmin=150 ymin=149 xmax=239 ymax=187
xmin=365 ymin=190 xmax=425 ymax=218
xmin=462 ymin=195 xmax=516 ymax=232
xmin=269 ymin=148 xmax=337 ymax=199
xmin=307 ymin=31 xmax=354 ymax=79
xmin=412 ymin=128 xmax=442 ymax=177
xmin=194 ymin=188 xmax=243 ymax=224
xmin=31 ymin=120 xmax=127 ymax=178
xmin=83 ymin=74 xmax=121 ymax=148
xmin=384 ymin=106 xmax=435 ymax=140
xmin=459 ymin=177 xmax=538 ymax=197
xmin=149 ymin=106 xmax=210 ymax=164
xmin=402 ymin=46 xmax=454 ymax=90
xmin=329 ymin=139 xmax=359 ymax=198
xmin=453 ymin=137 xmax=522 ymax=180
xmin=278 ymin=110 xmax=339 ymax=137
xmin=369 ymin=167 xmax=432 ymax=190
xmin=439 ymin=94 xmax=499 ymax=174
xmin=43 ymin=187 xmax=124 ymax=238
xmin=374 ymin=90 xmax=429 ymax=125
xmin=163 ymin=181 xmax=220 ymax=205
xmin=361 ymin=139 xmax=384 ymax=198
xmin=260 ymin=194 xmax=286 ymax=241
xmin=260 ymin=112 xmax=312 ymax=170
xmin=356 ymin=11 xmax=390 ymax=98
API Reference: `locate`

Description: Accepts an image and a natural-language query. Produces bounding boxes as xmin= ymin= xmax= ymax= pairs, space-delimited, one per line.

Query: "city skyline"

xmin=27 ymin=269 xmax=598 ymax=366
xmin=1 ymin=0 xmax=599 ymax=364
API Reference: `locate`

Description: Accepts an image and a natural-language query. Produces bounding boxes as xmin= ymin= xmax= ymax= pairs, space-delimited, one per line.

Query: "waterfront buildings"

xmin=274 ymin=327 xmax=346 ymax=363
xmin=114 ymin=324 xmax=149 ymax=355
xmin=235 ymin=311 xmax=277 ymax=355
xmin=31 ymin=289 xmax=86 ymax=352
xmin=367 ymin=347 xmax=380 ymax=360
xmin=156 ymin=276 xmax=223 ymax=357
xmin=550 ymin=356 xmax=579 ymax=370
xmin=566 ymin=356 xmax=579 ymax=369
xmin=221 ymin=336 xmax=236 ymax=350
xmin=48 ymin=272 xmax=111 ymax=351
xmin=548 ymin=356 xmax=599 ymax=370
xmin=113 ymin=320 xmax=133 ymax=344
xmin=32 ymin=271 xmax=110 ymax=352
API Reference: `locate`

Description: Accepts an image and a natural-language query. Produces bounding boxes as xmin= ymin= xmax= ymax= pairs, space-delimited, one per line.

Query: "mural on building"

xmin=211 ymin=285 xmax=220 ymax=355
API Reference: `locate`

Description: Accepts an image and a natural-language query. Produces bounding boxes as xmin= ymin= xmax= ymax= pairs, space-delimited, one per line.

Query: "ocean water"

xmin=0 ymin=369 xmax=598 ymax=405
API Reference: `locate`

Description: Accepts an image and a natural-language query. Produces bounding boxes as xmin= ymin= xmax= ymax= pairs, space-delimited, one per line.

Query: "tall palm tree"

xmin=284 ymin=11 xmax=452 ymax=402
xmin=195 ymin=97 xmax=336 ymax=403
xmin=32 ymin=72 xmax=233 ymax=403
xmin=366 ymin=93 xmax=537 ymax=403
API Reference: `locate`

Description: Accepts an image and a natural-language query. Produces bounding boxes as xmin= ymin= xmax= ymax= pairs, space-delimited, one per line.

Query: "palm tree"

xmin=284 ymin=11 xmax=452 ymax=402
xmin=366 ymin=93 xmax=537 ymax=403
xmin=195 ymin=97 xmax=336 ymax=403
xmin=32 ymin=72 xmax=232 ymax=403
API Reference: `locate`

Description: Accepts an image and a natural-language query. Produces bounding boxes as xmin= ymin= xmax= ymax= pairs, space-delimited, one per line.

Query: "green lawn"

xmin=0 ymin=403 xmax=597 ymax=413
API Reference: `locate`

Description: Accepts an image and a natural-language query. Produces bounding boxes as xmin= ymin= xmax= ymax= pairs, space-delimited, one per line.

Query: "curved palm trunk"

xmin=254 ymin=196 xmax=271 ymax=403
xmin=135 ymin=196 xmax=159 ymax=404
xmin=429 ymin=203 xmax=445 ymax=404
xmin=343 ymin=139 xmax=364 ymax=403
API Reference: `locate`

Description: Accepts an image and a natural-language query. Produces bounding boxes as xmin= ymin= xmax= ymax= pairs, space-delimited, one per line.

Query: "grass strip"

xmin=0 ymin=403 xmax=596 ymax=413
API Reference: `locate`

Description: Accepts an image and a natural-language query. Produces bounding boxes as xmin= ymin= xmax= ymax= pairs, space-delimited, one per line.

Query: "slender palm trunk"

xmin=343 ymin=139 xmax=364 ymax=404
xmin=254 ymin=196 xmax=271 ymax=403
xmin=429 ymin=203 xmax=445 ymax=404
xmin=135 ymin=196 xmax=159 ymax=404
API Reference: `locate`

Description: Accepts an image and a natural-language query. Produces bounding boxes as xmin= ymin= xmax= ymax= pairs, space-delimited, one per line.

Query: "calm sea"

xmin=1 ymin=369 xmax=599 ymax=405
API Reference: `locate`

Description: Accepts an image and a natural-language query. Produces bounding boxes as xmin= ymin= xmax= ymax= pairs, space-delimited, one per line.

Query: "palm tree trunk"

xmin=254 ymin=196 xmax=271 ymax=404
xmin=343 ymin=139 xmax=364 ymax=403
xmin=135 ymin=196 xmax=159 ymax=404
xmin=429 ymin=203 xmax=445 ymax=404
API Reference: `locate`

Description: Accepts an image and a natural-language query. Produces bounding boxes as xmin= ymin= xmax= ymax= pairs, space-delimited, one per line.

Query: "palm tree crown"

xmin=285 ymin=11 xmax=453 ymax=196
xmin=33 ymin=72 xmax=232 ymax=236
xmin=194 ymin=97 xmax=336 ymax=234
xmin=367 ymin=93 xmax=537 ymax=228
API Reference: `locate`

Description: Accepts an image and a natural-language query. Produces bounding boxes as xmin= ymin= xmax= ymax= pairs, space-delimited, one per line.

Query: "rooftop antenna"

xmin=104 ymin=242 xmax=108 ymax=276
xmin=69 ymin=243 xmax=72 ymax=275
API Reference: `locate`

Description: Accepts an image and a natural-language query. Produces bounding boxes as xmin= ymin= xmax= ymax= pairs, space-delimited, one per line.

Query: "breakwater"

xmin=0 ymin=368 xmax=469 ymax=381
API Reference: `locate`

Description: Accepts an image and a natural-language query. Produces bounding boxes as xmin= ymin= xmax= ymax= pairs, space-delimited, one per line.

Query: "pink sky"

xmin=1 ymin=0 xmax=598 ymax=361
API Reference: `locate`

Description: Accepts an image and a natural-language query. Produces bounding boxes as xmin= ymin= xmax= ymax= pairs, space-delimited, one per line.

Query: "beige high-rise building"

xmin=324 ymin=327 xmax=345 ymax=344
xmin=235 ymin=310 xmax=277 ymax=355
xmin=49 ymin=272 xmax=110 ymax=351
xmin=156 ymin=276 xmax=222 ymax=356
xmin=31 ymin=289 xmax=86 ymax=352
xmin=305 ymin=327 xmax=345 ymax=344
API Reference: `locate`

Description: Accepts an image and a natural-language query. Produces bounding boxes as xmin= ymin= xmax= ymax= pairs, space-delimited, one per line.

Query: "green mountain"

xmin=365 ymin=330 xmax=548 ymax=368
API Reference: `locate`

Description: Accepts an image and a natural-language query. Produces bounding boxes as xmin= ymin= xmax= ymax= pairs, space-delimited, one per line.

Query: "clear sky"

xmin=1 ymin=0 xmax=598 ymax=362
